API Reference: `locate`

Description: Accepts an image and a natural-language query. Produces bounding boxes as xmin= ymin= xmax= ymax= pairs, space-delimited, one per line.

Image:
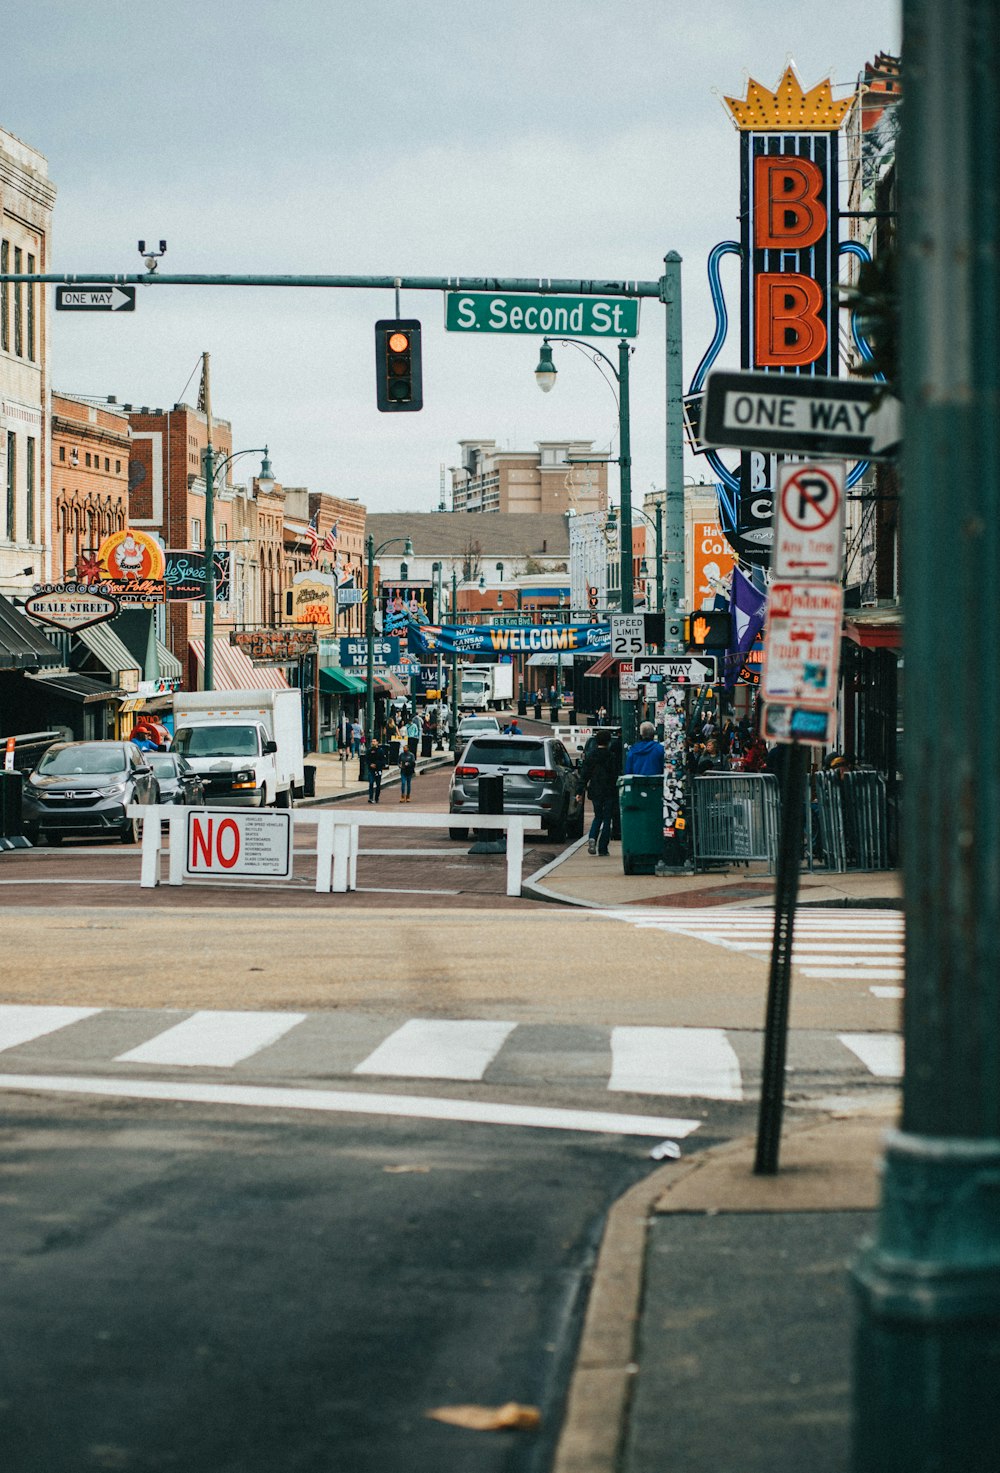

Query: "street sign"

xmin=772 ymin=460 xmax=846 ymax=581
xmin=617 ymin=661 xmax=640 ymax=702
xmin=184 ymin=810 xmax=292 ymax=880
xmin=23 ymin=584 xmax=120 ymax=631
xmin=339 ymin=636 xmax=400 ymax=669
xmin=763 ymin=701 xmax=836 ymax=747
xmin=55 ymin=285 xmax=136 ymax=312
xmin=634 ymin=655 xmax=718 ymax=684
xmin=445 ymin=292 xmax=640 ymax=338
xmin=762 ymin=581 xmax=843 ymax=706
xmin=610 ymin=614 xmax=645 ymax=658
xmin=702 ymin=370 xmax=901 ymax=459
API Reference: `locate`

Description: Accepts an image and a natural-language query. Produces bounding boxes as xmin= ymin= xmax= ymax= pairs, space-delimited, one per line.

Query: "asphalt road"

xmin=1 ymin=1090 xmax=677 ymax=1473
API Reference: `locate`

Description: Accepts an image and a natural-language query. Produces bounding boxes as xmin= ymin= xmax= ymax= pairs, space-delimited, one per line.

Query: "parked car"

xmin=23 ymin=740 xmax=159 ymax=845
xmin=447 ymin=732 xmax=584 ymax=842
xmin=457 ymin=715 xmax=502 ymax=740
xmin=145 ymin=752 xmax=207 ymax=806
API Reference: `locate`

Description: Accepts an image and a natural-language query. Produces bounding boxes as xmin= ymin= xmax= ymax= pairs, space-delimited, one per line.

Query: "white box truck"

xmin=458 ymin=662 xmax=515 ymax=711
xmin=171 ymin=689 xmax=305 ymax=808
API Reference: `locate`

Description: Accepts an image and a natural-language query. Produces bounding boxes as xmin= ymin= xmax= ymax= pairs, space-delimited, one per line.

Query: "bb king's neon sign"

xmin=692 ymin=68 xmax=855 ymax=565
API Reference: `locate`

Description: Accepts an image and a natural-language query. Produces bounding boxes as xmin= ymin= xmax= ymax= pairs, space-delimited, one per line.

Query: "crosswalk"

xmin=0 ymin=1003 xmax=902 ymax=1106
xmin=603 ymin=907 xmax=905 ymax=998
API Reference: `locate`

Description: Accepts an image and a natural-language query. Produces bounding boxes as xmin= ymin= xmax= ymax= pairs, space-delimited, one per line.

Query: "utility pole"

xmin=661 ymin=252 xmax=686 ymax=653
xmin=201 ymin=352 xmax=215 ymax=691
xmin=450 ymin=570 xmax=459 ymax=753
xmin=852 ymin=4 xmax=1000 ymax=1467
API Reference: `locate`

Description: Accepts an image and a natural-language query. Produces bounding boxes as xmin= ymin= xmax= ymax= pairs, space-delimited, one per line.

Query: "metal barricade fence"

xmin=812 ymin=768 xmax=889 ymax=871
xmin=691 ymin=773 xmax=781 ymax=873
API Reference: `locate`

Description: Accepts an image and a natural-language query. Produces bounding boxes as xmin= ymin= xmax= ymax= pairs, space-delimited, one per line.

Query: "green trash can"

xmin=616 ymin=774 xmax=664 ymax=875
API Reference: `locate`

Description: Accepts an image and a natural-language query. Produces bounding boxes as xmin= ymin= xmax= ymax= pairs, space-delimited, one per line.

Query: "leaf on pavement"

xmin=425 ymin=1401 xmax=542 ymax=1431
xmin=383 ymin=1164 xmax=431 ymax=1174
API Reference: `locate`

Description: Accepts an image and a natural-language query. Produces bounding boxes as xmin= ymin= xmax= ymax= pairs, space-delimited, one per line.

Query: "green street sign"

xmin=445 ymin=292 xmax=639 ymax=338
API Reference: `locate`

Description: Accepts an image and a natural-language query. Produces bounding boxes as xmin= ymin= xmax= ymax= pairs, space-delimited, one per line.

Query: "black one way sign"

xmin=55 ymin=285 xmax=136 ymax=313
xmin=703 ymin=369 xmax=900 ymax=459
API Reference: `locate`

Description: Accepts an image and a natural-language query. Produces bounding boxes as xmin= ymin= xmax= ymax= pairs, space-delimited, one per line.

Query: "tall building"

xmin=450 ymin=439 xmax=608 ymax=516
xmin=49 ymin=394 xmax=130 ymax=580
xmin=1 ymin=124 xmax=56 ymax=596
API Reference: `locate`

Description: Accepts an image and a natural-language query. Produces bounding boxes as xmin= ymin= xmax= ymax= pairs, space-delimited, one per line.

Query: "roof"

xmin=24 ymin=671 xmax=122 ymax=704
xmin=188 ymin=639 xmax=290 ymax=691
xmin=365 ymin=512 xmax=571 ymax=558
xmin=0 ymin=595 xmax=61 ymax=671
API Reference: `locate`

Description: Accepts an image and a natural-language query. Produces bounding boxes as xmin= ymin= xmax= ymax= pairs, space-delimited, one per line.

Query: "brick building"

xmin=49 ymin=394 xmax=130 ymax=579
xmin=1 ymin=124 xmax=56 ymax=596
xmin=450 ymin=439 xmax=608 ymax=516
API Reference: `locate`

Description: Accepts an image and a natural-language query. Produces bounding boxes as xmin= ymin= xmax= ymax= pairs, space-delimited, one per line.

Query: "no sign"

xmin=184 ymin=810 xmax=292 ymax=879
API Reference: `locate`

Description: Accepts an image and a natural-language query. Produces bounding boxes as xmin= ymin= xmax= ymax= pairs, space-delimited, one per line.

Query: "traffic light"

xmin=375 ymin=319 xmax=423 ymax=412
xmin=684 ymin=610 xmax=732 ymax=650
xmin=587 ymin=585 xmax=599 ymax=610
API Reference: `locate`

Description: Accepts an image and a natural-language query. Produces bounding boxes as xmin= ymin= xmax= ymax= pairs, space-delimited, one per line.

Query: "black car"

xmin=23 ymin=740 xmax=158 ymax=845
xmin=145 ymin=751 xmax=206 ymax=806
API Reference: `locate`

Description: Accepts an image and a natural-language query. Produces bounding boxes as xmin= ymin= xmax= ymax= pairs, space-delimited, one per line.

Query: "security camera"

xmin=137 ymin=239 xmax=167 ymax=273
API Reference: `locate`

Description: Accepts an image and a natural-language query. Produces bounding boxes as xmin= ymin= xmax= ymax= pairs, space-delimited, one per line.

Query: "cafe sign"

xmin=229 ymin=628 xmax=317 ymax=664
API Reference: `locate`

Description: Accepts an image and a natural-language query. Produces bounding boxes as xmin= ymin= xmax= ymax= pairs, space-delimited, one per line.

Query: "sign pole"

xmin=201 ymin=352 xmax=215 ymax=692
xmin=753 ymin=739 xmax=809 ymax=1174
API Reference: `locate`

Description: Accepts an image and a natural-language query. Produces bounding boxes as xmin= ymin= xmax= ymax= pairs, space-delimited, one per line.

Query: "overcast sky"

xmin=5 ymin=0 xmax=900 ymax=513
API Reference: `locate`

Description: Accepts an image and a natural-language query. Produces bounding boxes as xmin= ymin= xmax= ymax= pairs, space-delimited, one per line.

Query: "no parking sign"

xmin=772 ymin=461 xmax=845 ymax=581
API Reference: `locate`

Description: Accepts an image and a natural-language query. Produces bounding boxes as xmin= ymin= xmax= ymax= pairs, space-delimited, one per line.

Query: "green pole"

xmin=450 ymin=570 xmax=459 ymax=754
xmin=655 ymin=503 xmax=664 ymax=615
xmin=617 ymin=338 xmax=637 ymax=752
xmin=365 ymin=534 xmax=375 ymax=748
xmin=661 ymin=252 xmax=685 ymax=653
xmin=852 ymin=4 xmax=1000 ymax=1467
xmin=201 ymin=352 xmax=215 ymax=691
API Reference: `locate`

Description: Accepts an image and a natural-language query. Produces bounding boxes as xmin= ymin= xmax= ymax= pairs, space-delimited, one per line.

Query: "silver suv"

xmin=448 ymin=733 xmax=583 ymax=842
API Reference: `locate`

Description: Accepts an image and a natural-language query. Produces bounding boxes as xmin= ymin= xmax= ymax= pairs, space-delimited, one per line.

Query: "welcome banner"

xmin=409 ymin=623 xmax=611 ymax=658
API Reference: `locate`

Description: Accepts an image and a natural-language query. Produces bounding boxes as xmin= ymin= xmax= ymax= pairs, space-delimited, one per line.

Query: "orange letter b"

xmin=754 ymin=156 xmax=827 ymax=249
xmin=755 ymin=274 xmax=827 ymax=366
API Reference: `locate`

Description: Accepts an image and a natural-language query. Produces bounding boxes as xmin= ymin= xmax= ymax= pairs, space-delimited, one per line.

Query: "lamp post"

xmin=201 ymin=429 xmax=275 ymax=691
xmin=365 ymin=534 xmax=413 ymax=747
xmin=535 ymin=336 xmax=635 ymax=746
xmin=632 ymin=502 xmax=663 ymax=613
xmin=449 ymin=569 xmax=459 ymax=751
xmin=432 ymin=561 xmax=444 ymax=706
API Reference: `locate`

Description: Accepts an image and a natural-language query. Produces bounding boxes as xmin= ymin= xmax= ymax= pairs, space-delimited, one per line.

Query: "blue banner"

xmin=408 ymin=623 xmax=611 ymax=658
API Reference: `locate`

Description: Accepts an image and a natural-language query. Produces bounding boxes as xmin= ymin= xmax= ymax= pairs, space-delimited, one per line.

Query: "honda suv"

xmin=448 ymin=733 xmax=583 ymax=842
xmin=23 ymin=740 xmax=159 ymax=844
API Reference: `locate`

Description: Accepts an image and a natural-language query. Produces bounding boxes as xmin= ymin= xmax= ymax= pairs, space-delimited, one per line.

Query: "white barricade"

xmin=129 ymin=805 xmax=541 ymax=898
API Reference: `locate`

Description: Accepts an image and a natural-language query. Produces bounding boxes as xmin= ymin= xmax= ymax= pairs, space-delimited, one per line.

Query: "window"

xmin=115 ymin=459 xmax=121 ymax=473
xmin=191 ymin=518 xmax=202 ymax=547
xmin=13 ymin=247 xmax=23 ymax=356
xmin=85 ymin=453 xmax=91 ymax=468
xmin=26 ymin=253 xmax=35 ymax=360
xmin=26 ymin=437 xmax=35 ymax=543
xmin=5 ymin=432 xmax=15 ymax=540
xmin=59 ymin=445 xmax=66 ymax=462
xmin=0 ymin=239 xmax=7 ymax=351
xmin=105 ymin=457 xmax=110 ymax=472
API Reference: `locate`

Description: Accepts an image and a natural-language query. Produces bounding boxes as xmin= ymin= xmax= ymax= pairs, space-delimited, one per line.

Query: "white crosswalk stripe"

xmin=116 ymin=1010 xmax=307 ymax=1067
xmin=353 ymin=1019 xmax=517 ymax=1081
xmin=0 ymin=1006 xmax=903 ymax=1095
xmin=602 ymin=907 xmax=905 ymax=993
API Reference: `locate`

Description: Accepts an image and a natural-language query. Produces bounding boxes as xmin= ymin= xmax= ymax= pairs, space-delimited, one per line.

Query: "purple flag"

xmin=724 ymin=567 xmax=767 ymax=688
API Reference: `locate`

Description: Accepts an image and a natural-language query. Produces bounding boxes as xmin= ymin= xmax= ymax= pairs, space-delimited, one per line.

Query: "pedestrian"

xmin=386 ymin=713 xmax=401 ymax=766
xmin=351 ymin=719 xmax=362 ymax=757
xmin=366 ymin=738 xmax=387 ymax=803
xmin=405 ymin=713 xmax=421 ymax=755
xmin=508 ymin=717 xmax=521 ymax=735
xmin=596 ymin=705 xmax=608 ymax=726
xmin=580 ymin=729 xmax=617 ymax=856
xmin=398 ymin=744 xmax=416 ymax=802
xmin=625 ymin=721 xmax=666 ymax=776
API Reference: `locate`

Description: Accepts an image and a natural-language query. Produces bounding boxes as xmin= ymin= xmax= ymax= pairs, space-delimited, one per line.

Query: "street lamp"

xmin=631 ymin=502 xmax=664 ymax=612
xmin=202 ymin=442 xmax=275 ymax=691
xmin=535 ymin=335 xmax=635 ymax=745
xmin=365 ymin=534 xmax=413 ymax=747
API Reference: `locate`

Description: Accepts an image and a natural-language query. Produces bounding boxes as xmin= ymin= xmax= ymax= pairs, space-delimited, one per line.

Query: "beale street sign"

xmin=445 ymin=292 xmax=639 ymax=338
xmin=24 ymin=584 xmax=120 ymax=631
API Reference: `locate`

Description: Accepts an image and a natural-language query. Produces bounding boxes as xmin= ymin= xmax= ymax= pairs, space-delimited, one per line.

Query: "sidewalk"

xmin=298 ymin=746 xmax=453 ymax=805
xmin=537 ymin=838 xmax=899 ymax=1472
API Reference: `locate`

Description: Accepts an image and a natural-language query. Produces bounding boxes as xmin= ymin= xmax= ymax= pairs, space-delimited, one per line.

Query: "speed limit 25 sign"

xmin=610 ymin=614 xmax=645 ymax=658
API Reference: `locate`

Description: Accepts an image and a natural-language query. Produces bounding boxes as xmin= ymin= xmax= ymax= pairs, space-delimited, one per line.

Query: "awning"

xmin=25 ymin=671 xmax=124 ymax=704
xmin=584 ymin=654 xmax=618 ymax=678
xmin=844 ymin=607 xmax=902 ymax=649
xmin=75 ymin=623 xmax=142 ymax=682
xmin=189 ymin=638 xmax=290 ymax=691
xmin=526 ymin=652 xmax=575 ymax=668
xmin=373 ymin=668 xmax=407 ymax=697
xmin=0 ymin=594 xmax=61 ymax=671
xmin=319 ymin=666 xmax=367 ymax=696
xmin=156 ymin=639 xmax=182 ymax=678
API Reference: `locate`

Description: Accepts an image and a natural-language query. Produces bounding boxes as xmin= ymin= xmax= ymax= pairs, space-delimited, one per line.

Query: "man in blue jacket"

xmin=625 ymin=721 xmax=666 ymax=776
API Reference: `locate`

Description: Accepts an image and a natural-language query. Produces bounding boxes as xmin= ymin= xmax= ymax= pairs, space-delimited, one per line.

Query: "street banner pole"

xmin=852 ymin=3 xmax=1000 ymax=1467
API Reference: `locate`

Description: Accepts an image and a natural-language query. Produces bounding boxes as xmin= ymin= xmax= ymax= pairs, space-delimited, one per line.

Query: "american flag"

xmin=306 ymin=512 xmax=319 ymax=562
xmin=322 ymin=520 xmax=339 ymax=554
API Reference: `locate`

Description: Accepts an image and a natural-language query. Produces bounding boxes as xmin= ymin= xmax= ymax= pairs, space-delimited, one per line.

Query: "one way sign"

xmin=634 ymin=655 xmax=717 ymax=684
xmin=703 ymin=369 xmax=901 ymax=460
xmin=56 ymin=285 xmax=136 ymax=313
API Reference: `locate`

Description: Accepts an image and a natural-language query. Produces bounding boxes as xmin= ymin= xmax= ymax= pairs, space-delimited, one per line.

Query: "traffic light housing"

xmin=684 ymin=610 xmax=732 ymax=650
xmin=375 ymin=319 xmax=423 ymax=412
xmin=587 ymin=585 xmax=599 ymax=610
